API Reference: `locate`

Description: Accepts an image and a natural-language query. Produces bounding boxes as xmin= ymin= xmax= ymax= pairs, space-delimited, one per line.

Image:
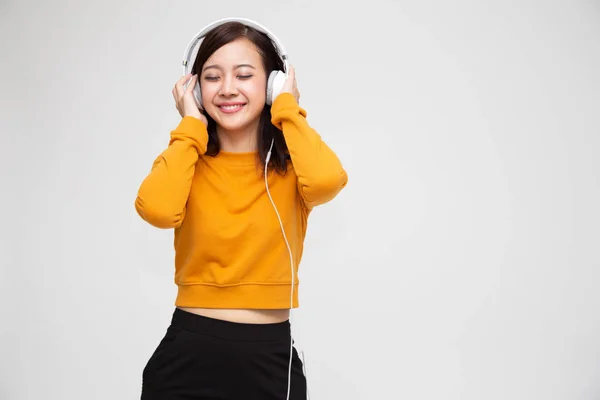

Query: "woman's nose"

xmin=219 ymin=76 xmax=238 ymax=96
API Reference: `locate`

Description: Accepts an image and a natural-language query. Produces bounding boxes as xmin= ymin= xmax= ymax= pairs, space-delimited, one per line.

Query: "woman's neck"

xmin=217 ymin=123 xmax=259 ymax=153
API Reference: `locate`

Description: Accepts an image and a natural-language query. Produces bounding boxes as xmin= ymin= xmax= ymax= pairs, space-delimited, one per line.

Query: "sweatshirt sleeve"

xmin=134 ymin=116 xmax=209 ymax=229
xmin=270 ymin=92 xmax=348 ymax=209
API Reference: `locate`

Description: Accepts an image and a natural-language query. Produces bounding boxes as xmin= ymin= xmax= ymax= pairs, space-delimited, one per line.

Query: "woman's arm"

xmin=134 ymin=116 xmax=208 ymax=228
xmin=271 ymin=92 xmax=348 ymax=210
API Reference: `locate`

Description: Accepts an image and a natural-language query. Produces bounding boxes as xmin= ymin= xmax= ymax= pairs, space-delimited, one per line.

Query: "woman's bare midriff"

xmin=177 ymin=307 xmax=290 ymax=324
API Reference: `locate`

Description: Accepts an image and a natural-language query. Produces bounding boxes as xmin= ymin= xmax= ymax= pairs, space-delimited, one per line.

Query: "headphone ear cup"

xmin=193 ymin=80 xmax=203 ymax=110
xmin=266 ymin=70 xmax=287 ymax=105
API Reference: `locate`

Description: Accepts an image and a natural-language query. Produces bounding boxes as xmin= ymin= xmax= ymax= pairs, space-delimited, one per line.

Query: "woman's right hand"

xmin=172 ymin=74 xmax=208 ymax=126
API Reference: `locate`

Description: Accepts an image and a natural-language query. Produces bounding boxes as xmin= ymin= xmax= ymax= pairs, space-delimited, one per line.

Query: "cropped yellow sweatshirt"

xmin=135 ymin=93 xmax=347 ymax=309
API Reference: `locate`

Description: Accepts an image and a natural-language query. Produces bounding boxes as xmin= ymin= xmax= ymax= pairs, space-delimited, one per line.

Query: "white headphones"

xmin=181 ymin=17 xmax=289 ymax=109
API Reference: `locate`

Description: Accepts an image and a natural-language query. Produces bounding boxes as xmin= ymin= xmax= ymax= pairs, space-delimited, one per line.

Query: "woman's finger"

xmin=177 ymin=73 xmax=192 ymax=84
xmin=185 ymin=75 xmax=197 ymax=94
xmin=174 ymin=74 xmax=192 ymax=96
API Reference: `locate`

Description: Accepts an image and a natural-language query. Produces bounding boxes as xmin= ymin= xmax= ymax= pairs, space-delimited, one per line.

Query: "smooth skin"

xmin=171 ymin=38 xmax=300 ymax=323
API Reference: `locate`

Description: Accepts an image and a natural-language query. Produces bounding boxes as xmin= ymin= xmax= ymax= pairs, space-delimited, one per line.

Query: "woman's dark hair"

xmin=191 ymin=22 xmax=289 ymax=174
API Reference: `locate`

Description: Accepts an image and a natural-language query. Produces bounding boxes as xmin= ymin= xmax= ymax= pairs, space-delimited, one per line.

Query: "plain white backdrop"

xmin=1 ymin=0 xmax=599 ymax=399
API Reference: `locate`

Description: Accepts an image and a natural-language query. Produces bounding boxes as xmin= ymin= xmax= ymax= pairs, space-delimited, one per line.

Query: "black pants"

xmin=141 ymin=308 xmax=307 ymax=399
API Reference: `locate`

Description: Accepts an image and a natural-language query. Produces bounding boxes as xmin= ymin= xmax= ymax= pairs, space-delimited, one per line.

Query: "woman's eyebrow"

xmin=202 ymin=63 xmax=256 ymax=72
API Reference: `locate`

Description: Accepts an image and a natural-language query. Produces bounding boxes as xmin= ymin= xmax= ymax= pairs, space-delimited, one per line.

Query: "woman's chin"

xmin=212 ymin=111 xmax=261 ymax=133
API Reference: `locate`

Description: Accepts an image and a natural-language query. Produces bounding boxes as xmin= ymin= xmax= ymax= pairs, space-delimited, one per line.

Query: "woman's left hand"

xmin=281 ymin=64 xmax=300 ymax=103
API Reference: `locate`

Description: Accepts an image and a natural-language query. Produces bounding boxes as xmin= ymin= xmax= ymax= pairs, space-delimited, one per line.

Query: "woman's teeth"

xmin=220 ymin=104 xmax=244 ymax=112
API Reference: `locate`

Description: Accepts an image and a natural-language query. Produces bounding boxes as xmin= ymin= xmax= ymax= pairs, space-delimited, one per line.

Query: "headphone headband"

xmin=181 ymin=17 xmax=289 ymax=76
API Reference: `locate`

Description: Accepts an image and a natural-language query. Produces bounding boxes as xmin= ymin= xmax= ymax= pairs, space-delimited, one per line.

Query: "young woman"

xmin=135 ymin=19 xmax=347 ymax=399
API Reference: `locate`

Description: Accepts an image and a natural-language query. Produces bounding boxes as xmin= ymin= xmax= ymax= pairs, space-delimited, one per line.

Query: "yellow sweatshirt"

xmin=135 ymin=93 xmax=347 ymax=309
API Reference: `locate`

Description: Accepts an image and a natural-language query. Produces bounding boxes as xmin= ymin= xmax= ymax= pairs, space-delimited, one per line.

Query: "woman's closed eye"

xmin=203 ymin=75 xmax=253 ymax=82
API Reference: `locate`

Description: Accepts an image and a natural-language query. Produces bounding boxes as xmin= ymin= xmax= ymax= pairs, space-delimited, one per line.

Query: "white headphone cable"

xmin=265 ymin=138 xmax=296 ymax=400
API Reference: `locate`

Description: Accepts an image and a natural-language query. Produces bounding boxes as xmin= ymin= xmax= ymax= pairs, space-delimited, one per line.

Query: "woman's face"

xmin=200 ymin=38 xmax=267 ymax=134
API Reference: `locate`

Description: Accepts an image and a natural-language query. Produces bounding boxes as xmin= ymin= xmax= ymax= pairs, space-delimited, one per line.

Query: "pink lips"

xmin=218 ymin=102 xmax=246 ymax=114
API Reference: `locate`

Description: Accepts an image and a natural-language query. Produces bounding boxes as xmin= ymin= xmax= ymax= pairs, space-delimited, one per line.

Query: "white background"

xmin=1 ymin=0 xmax=599 ymax=399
